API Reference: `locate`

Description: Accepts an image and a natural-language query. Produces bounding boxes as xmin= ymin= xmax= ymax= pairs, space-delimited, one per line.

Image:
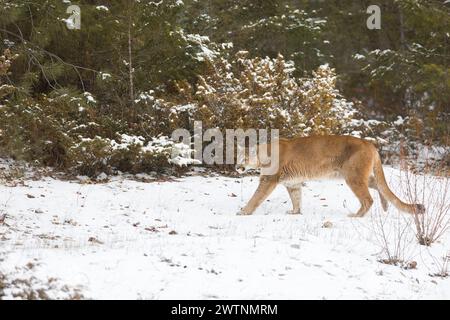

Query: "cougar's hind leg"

xmin=346 ymin=177 xmax=374 ymax=218
xmin=239 ymin=176 xmax=278 ymax=215
xmin=369 ymin=176 xmax=388 ymax=211
xmin=343 ymin=152 xmax=374 ymax=218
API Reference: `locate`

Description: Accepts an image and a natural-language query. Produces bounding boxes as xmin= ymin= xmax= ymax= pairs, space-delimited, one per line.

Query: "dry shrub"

xmin=371 ymin=204 xmax=416 ymax=267
xmin=174 ymin=51 xmax=383 ymax=138
xmin=429 ymin=252 xmax=450 ymax=278
xmin=400 ymin=163 xmax=450 ymax=246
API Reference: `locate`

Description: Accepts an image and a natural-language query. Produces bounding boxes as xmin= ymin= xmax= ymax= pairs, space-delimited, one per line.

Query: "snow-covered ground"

xmin=0 ymin=166 xmax=449 ymax=299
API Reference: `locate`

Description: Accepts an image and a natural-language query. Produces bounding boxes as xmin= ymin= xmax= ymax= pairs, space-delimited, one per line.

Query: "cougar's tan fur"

xmin=237 ymin=135 xmax=425 ymax=217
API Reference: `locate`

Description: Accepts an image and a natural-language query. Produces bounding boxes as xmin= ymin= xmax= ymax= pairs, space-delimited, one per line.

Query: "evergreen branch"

xmin=0 ymin=27 xmax=114 ymax=91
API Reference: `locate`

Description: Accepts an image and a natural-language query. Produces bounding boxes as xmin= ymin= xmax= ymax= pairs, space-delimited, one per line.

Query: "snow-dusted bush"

xmin=298 ymin=64 xmax=370 ymax=136
xmin=144 ymin=136 xmax=200 ymax=167
xmin=380 ymin=115 xmax=450 ymax=168
xmin=0 ymin=76 xmax=195 ymax=177
xmin=0 ymin=86 xmax=115 ymax=167
xmin=173 ymin=51 xmax=386 ymax=141
xmin=109 ymin=134 xmax=197 ymax=173
xmin=69 ymin=134 xmax=196 ymax=177
xmin=355 ymin=48 xmax=450 ymax=147
xmin=69 ymin=137 xmax=111 ymax=177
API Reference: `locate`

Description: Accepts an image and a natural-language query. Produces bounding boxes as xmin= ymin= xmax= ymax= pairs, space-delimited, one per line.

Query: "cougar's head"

xmin=235 ymin=142 xmax=280 ymax=175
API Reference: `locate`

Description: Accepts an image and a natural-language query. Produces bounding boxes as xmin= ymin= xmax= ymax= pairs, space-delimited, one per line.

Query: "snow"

xmin=394 ymin=116 xmax=405 ymax=126
xmin=1 ymin=167 xmax=449 ymax=299
xmin=353 ymin=53 xmax=365 ymax=60
xmin=83 ymin=92 xmax=96 ymax=104
xmin=95 ymin=6 xmax=109 ymax=12
xmin=134 ymin=91 xmax=155 ymax=104
xmin=185 ymin=34 xmax=218 ymax=61
xmin=100 ymin=72 xmax=111 ymax=80
xmin=110 ymin=134 xmax=145 ymax=150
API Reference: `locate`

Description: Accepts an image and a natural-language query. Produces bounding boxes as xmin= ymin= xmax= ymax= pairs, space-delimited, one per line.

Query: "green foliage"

xmin=69 ymin=137 xmax=112 ymax=176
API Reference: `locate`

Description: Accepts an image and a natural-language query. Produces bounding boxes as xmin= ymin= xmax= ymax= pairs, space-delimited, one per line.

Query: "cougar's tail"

xmin=373 ymin=152 xmax=425 ymax=214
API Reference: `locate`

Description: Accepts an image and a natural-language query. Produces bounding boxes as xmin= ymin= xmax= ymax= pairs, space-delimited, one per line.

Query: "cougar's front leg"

xmin=239 ymin=176 xmax=278 ymax=215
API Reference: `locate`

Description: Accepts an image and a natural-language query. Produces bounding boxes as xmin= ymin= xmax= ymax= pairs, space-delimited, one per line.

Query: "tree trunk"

xmin=128 ymin=13 xmax=134 ymax=106
xmin=399 ymin=7 xmax=405 ymax=50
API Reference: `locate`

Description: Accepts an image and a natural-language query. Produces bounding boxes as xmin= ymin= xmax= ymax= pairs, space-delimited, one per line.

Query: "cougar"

xmin=235 ymin=135 xmax=425 ymax=217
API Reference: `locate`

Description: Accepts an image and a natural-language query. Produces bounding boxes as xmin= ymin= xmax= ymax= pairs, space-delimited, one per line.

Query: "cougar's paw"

xmin=237 ymin=209 xmax=252 ymax=216
xmin=287 ymin=209 xmax=301 ymax=215
xmin=414 ymin=204 xmax=426 ymax=215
